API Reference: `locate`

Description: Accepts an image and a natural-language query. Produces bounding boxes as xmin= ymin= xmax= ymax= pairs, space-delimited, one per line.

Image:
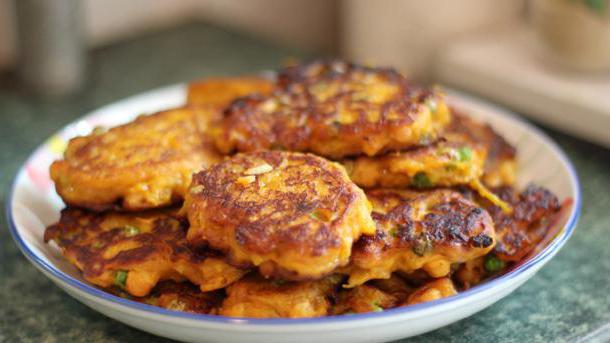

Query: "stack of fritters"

xmin=45 ymin=59 xmax=561 ymax=318
xmin=212 ymin=61 xmax=514 ymax=204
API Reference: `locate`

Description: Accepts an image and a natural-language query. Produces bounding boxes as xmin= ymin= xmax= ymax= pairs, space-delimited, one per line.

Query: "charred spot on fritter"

xmin=471 ymin=233 xmax=494 ymax=248
xmin=514 ymin=185 xmax=560 ymax=221
xmin=214 ymin=59 xmax=450 ymax=158
xmin=184 ymin=151 xmax=375 ymax=280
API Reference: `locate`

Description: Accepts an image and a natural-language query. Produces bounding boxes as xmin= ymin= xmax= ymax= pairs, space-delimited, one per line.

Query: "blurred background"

xmin=0 ymin=0 xmax=524 ymax=80
xmin=0 ymin=0 xmax=608 ymax=146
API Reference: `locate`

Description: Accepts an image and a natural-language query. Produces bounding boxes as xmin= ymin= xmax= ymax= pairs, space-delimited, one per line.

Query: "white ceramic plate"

xmin=7 ymin=84 xmax=581 ymax=343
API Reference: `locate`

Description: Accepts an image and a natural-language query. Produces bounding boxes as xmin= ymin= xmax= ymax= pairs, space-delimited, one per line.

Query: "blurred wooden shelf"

xmin=436 ymin=25 xmax=610 ymax=148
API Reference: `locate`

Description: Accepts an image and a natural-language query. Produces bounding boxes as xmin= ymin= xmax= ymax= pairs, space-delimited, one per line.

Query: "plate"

xmin=6 ymin=84 xmax=581 ymax=343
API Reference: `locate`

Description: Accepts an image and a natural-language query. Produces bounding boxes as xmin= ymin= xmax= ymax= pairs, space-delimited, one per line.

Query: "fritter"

xmin=403 ymin=277 xmax=457 ymax=306
xmin=219 ymin=274 xmax=341 ymax=318
xmin=44 ymin=208 xmax=246 ymax=297
xmin=343 ymin=108 xmax=514 ymax=189
xmin=213 ymin=60 xmax=450 ymax=159
xmin=342 ymin=108 xmax=513 ymax=213
xmin=452 ymin=186 xmax=560 ymax=288
xmin=50 ymin=106 xmax=221 ymax=211
xmin=333 ymin=284 xmax=398 ymax=314
xmin=121 ymin=281 xmax=224 ymax=314
xmin=187 ymin=76 xmax=274 ymax=107
xmin=343 ymin=137 xmax=486 ymax=189
xmin=345 ymin=189 xmax=495 ymax=287
xmin=480 ymin=185 xmax=560 ymax=262
xmin=332 ymin=275 xmax=412 ymax=314
xmin=449 ymin=109 xmax=517 ymax=187
xmin=333 ymin=276 xmax=457 ymax=314
xmin=454 ymin=257 xmax=486 ymax=290
xmin=184 ymin=151 xmax=376 ymax=280
xmin=368 ymin=274 xmax=414 ymax=301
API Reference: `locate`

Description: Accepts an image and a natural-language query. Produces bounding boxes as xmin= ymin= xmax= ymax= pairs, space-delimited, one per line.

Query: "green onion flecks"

xmin=124 ymin=225 xmax=140 ymax=237
xmin=484 ymin=256 xmax=505 ymax=273
xmin=457 ymin=146 xmax=472 ymax=162
xmin=114 ymin=270 xmax=128 ymax=288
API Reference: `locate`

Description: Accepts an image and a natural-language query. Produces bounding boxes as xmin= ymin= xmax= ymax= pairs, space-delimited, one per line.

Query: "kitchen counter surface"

xmin=1 ymin=22 xmax=609 ymax=343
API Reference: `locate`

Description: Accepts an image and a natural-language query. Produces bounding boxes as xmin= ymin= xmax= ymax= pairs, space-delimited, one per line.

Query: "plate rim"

xmin=5 ymin=85 xmax=582 ymax=327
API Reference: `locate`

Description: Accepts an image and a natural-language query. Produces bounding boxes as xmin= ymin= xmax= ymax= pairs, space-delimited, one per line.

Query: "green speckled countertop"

xmin=1 ymin=23 xmax=609 ymax=343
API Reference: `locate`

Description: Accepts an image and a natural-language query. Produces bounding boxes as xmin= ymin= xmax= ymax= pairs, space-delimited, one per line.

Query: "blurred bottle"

xmin=16 ymin=0 xmax=85 ymax=96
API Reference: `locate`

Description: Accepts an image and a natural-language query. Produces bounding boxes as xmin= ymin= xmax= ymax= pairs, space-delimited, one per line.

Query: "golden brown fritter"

xmin=338 ymin=109 xmax=512 ymax=212
xmin=123 ymin=281 xmax=224 ymax=314
xmin=449 ymin=109 xmax=517 ymax=187
xmin=219 ymin=275 xmax=341 ymax=318
xmin=213 ymin=60 xmax=450 ymax=159
xmin=345 ymin=189 xmax=496 ymax=287
xmin=454 ymin=257 xmax=486 ymax=290
xmin=44 ymin=208 xmax=246 ymax=297
xmin=403 ymin=278 xmax=457 ymax=306
xmin=333 ymin=276 xmax=457 ymax=314
xmin=342 ymin=108 xmax=514 ymax=189
xmin=187 ymin=76 xmax=274 ymax=107
xmin=333 ymin=284 xmax=398 ymax=314
xmin=452 ymin=185 xmax=560 ymax=288
xmin=50 ymin=106 xmax=221 ymax=211
xmin=184 ymin=151 xmax=376 ymax=280
xmin=343 ymin=138 xmax=486 ymax=189
xmin=333 ymin=275 xmax=412 ymax=314
xmin=368 ymin=274 xmax=414 ymax=301
xmin=480 ymin=185 xmax=560 ymax=262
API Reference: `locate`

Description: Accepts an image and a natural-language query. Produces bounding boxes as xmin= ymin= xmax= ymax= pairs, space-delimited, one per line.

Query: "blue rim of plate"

xmin=6 ymin=89 xmax=581 ymax=326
